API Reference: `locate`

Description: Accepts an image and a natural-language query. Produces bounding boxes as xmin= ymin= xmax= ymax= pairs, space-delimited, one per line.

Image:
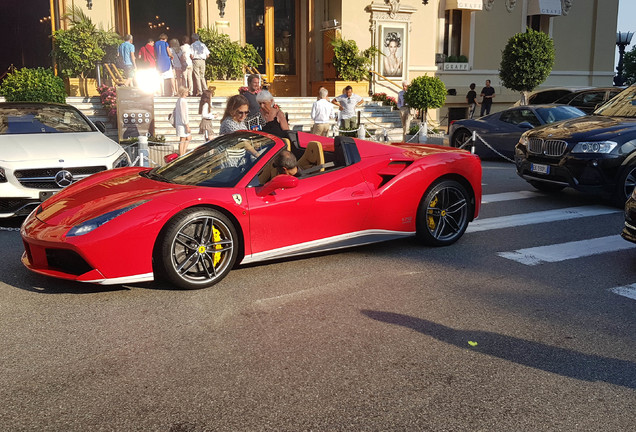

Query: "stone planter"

xmin=207 ymin=80 xmax=244 ymax=97
xmin=311 ymin=80 xmax=369 ymax=98
xmin=405 ymin=133 xmax=446 ymax=145
xmin=65 ymin=77 xmax=100 ymax=97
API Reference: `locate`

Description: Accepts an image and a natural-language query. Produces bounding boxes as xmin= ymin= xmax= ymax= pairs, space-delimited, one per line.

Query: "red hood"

xmin=36 ymin=167 xmax=185 ymax=226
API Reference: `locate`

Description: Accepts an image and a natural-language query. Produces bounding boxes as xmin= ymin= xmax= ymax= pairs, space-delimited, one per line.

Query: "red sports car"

xmin=21 ymin=131 xmax=482 ymax=289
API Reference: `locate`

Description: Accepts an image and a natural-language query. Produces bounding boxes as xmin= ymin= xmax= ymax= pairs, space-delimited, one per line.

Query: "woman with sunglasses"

xmin=219 ymin=94 xmax=250 ymax=135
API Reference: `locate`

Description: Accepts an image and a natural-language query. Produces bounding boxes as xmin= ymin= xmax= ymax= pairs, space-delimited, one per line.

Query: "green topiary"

xmin=623 ymin=45 xmax=636 ymax=86
xmin=331 ymin=38 xmax=379 ymax=82
xmin=404 ymin=75 xmax=446 ymax=121
xmin=198 ymin=27 xmax=261 ymax=80
xmin=499 ymin=29 xmax=555 ymax=103
xmin=0 ymin=67 xmax=67 ymax=103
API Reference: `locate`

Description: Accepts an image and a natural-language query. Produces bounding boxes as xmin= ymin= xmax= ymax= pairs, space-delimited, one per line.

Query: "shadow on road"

xmin=361 ymin=310 xmax=636 ymax=390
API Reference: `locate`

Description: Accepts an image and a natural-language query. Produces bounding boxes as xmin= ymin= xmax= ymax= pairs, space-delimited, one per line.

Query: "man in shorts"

xmin=118 ymin=34 xmax=137 ymax=86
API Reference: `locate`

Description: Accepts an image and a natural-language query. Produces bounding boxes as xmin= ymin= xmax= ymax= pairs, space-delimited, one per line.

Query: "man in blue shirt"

xmin=118 ymin=34 xmax=137 ymax=86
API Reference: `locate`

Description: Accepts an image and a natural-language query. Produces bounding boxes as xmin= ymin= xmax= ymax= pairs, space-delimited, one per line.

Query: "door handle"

xmin=351 ymin=190 xmax=366 ymax=197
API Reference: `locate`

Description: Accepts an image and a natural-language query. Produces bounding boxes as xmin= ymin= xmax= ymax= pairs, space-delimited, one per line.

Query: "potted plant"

xmin=52 ymin=7 xmax=121 ymax=96
xmin=197 ymin=27 xmax=261 ymax=96
xmin=313 ymin=37 xmax=378 ymax=97
xmin=0 ymin=67 xmax=66 ymax=103
xmin=404 ymin=75 xmax=446 ymax=143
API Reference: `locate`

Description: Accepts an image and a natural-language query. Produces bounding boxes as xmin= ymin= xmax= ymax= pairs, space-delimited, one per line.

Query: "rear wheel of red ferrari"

xmin=416 ymin=180 xmax=471 ymax=246
xmin=158 ymin=208 xmax=238 ymax=289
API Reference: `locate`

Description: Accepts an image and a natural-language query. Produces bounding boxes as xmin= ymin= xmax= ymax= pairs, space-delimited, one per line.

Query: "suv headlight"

xmin=113 ymin=152 xmax=131 ymax=168
xmin=571 ymin=141 xmax=617 ymax=154
xmin=0 ymin=167 xmax=6 ymax=183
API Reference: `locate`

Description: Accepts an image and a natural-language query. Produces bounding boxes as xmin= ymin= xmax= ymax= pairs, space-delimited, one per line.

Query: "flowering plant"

xmin=384 ymin=96 xmax=397 ymax=108
xmin=372 ymin=92 xmax=387 ymax=102
xmin=97 ymin=84 xmax=117 ymax=122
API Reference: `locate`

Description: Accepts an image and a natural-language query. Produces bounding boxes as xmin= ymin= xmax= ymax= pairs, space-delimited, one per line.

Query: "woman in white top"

xmin=173 ymin=87 xmax=191 ymax=155
xmin=219 ymin=94 xmax=250 ymax=135
xmin=198 ymin=89 xmax=216 ymax=140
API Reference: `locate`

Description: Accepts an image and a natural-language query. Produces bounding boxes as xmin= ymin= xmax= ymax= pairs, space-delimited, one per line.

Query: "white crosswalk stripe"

xmin=497 ymin=235 xmax=636 ymax=265
xmin=466 ymin=206 xmax=621 ymax=233
xmin=609 ymin=284 xmax=636 ymax=301
xmin=481 ymin=191 xmax=540 ymax=204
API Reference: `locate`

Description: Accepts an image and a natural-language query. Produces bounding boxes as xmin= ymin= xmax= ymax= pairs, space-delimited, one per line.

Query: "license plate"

xmin=531 ymin=163 xmax=550 ymax=174
xmin=39 ymin=191 xmax=56 ymax=202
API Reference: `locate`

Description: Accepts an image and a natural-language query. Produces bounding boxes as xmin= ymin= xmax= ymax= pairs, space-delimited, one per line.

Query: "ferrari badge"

xmin=232 ymin=194 xmax=243 ymax=205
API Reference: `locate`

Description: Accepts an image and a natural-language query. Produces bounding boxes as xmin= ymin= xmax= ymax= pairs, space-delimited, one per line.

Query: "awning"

xmin=445 ymin=0 xmax=483 ymax=11
xmin=527 ymin=0 xmax=562 ymax=16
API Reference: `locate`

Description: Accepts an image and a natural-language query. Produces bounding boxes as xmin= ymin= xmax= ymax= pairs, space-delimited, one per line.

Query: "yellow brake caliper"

xmin=212 ymin=226 xmax=222 ymax=266
xmin=427 ymin=195 xmax=438 ymax=230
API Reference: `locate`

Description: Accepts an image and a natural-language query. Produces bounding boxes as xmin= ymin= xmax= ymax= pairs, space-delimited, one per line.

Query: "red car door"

xmin=244 ymin=166 xmax=373 ymax=257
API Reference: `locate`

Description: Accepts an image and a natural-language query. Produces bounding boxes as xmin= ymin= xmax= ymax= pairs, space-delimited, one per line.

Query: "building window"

xmin=443 ymin=9 xmax=462 ymax=58
xmin=527 ymin=14 xmax=550 ymax=34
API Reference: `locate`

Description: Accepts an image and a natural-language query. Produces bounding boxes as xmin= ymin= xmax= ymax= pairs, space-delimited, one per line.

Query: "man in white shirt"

xmin=180 ymin=36 xmax=194 ymax=96
xmin=331 ymin=85 xmax=363 ymax=132
xmin=310 ymin=87 xmax=334 ymax=136
xmin=190 ymin=33 xmax=210 ymax=96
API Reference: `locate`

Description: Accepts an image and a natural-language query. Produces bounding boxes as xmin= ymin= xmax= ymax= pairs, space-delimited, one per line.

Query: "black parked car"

xmin=515 ymin=84 xmax=636 ymax=205
xmin=449 ymin=105 xmax=585 ymax=159
xmin=553 ymin=87 xmax=623 ymax=114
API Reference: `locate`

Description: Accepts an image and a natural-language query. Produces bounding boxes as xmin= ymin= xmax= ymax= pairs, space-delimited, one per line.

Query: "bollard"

xmin=471 ymin=131 xmax=476 ymax=154
xmin=357 ymin=124 xmax=366 ymax=139
xmin=138 ymin=135 xmax=149 ymax=167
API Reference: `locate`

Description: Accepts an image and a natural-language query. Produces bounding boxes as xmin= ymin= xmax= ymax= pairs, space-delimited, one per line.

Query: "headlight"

xmin=571 ymin=141 xmax=617 ymax=154
xmin=0 ymin=167 xmax=6 ymax=183
xmin=113 ymin=152 xmax=131 ymax=168
xmin=67 ymin=200 xmax=148 ymax=237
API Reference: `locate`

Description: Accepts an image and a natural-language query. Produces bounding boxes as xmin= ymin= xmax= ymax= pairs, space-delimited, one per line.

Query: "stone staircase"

xmin=66 ymin=96 xmax=405 ymax=150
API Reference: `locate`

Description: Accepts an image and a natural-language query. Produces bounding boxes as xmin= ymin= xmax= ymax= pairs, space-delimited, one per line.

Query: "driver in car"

xmin=272 ymin=150 xmax=301 ymax=177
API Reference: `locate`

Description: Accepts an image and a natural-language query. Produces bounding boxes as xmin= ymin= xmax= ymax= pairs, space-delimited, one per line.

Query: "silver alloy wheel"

xmin=623 ymin=166 xmax=636 ymax=200
xmin=452 ymin=129 xmax=472 ymax=149
xmin=169 ymin=214 xmax=235 ymax=285
xmin=416 ymin=180 xmax=471 ymax=246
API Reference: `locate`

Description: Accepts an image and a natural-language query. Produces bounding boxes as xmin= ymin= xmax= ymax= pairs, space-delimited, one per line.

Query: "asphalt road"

xmin=1 ymin=160 xmax=636 ymax=431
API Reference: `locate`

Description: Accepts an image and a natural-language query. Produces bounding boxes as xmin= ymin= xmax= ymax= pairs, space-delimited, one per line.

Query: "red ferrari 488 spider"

xmin=21 ymin=131 xmax=482 ymax=289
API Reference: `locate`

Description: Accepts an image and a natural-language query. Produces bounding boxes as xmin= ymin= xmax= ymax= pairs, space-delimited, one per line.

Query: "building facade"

xmin=6 ymin=0 xmax=620 ymax=112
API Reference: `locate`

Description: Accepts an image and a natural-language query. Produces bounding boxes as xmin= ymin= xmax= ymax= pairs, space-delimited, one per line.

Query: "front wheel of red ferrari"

xmin=416 ymin=180 xmax=471 ymax=246
xmin=158 ymin=208 xmax=239 ymax=289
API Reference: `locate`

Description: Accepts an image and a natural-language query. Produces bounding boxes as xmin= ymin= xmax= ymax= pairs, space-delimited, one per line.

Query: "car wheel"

xmin=158 ymin=208 xmax=238 ymax=289
xmin=614 ymin=164 xmax=636 ymax=206
xmin=451 ymin=129 xmax=472 ymax=149
xmin=528 ymin=180 xmax=565 ymax=193
xmin=416 ymin=180 xmax=471 ymax=246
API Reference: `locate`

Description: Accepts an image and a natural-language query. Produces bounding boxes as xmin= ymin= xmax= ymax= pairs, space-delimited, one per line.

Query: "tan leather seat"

xmin=297 ymin=141 xmax=325 ymax=172
xmin=258 ymin=138 xmax=293 ymax=184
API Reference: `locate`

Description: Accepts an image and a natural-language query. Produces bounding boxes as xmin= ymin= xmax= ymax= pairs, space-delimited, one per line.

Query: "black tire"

xmin=416 ymin=180 xmax=471 ymax=246
xmin=614 ymin=164 xmax=636 ymax=206
xmin=451 ymin=129 xmax=472 ymax=150
xmin=157 ymin=208 xmax=238 ymax=289
xmin=528 ymin=180 xmax=566 ymax=193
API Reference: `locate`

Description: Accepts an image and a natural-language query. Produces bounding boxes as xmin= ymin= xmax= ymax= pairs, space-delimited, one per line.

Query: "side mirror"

xmin=94 ymin=120 xmax=106 ymax=133
xmin=257 ymin=174 xmax=298 ymax=197
xmin=517 ymin=121 xmax=534 ymax=129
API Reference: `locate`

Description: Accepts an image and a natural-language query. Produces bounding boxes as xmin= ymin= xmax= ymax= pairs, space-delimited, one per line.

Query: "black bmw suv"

xmin=515 ymin=84 xmax=636 ymax=205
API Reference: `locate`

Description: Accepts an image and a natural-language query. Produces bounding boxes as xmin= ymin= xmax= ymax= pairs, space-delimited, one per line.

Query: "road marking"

xmin=498 ymin=235 xmax=636 ymax=265
xmin=481 ymin=191 xmax=540 ymax=204
xmin=466 ymin=206 xmax=621 ymax=233
xmin=609 ymin=284 xmax=636 ymax=301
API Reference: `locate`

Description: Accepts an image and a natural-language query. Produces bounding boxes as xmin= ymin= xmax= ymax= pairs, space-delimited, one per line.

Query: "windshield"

xmin=150 ymin=132 xmax=276 ymax=187
xmin=0 ymin=104 xmax=95 ymax=134
xmin=594 ymin=85 xmax=636 ymax=118
xmin=535 ymin=106 xmax=585 ymax=124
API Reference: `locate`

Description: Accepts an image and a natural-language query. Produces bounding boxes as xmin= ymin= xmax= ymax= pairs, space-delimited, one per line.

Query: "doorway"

xmin=245 ymin=0 xmax=299 ymax=95
xmin=128 ymin=0 xmax=188 ymax=45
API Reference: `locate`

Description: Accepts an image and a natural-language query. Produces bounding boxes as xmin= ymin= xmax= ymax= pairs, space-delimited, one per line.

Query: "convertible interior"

xmin=256 ymin=131 xmax=362 ymax=185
